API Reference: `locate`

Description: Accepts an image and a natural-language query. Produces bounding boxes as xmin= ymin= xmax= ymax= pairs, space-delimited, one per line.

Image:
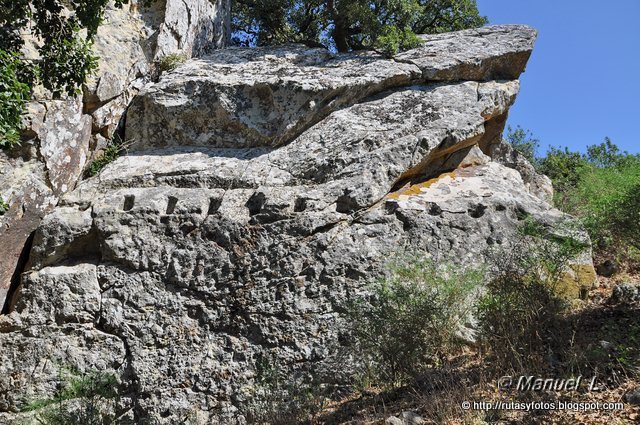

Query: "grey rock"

xmin=596 ymin=259 xmax=619 ymax=277
xmin=125 ymin=25 xmax=534 ymax=151
xmin=402 ymin=411 xmax=425 ymax=424
xmin=1 ymin=0 xmax=231 ymax=309
xmin=38 ymin=97 xmax=92 ymax=196
xmin=395 ymin=25 xmax=536 ymax=81
xmin=0 ymin=97 xmax=90 ymax=309
xmin=155 ymin=0 xmax=231 ymax=59
xmin=625 ymin=388 xmax=640 ymax=405
xmin=386 ymin=416 xmax=404 ymax=425
xmin=489 ymin=139 xmax=554 ymax=203
xmin=611 ymin=283 xmax=639 ymax=304
xmin=126 ymin=46 xmax=420 ymax=150
xmin=0 ymin=26 xmax=596 ymax=424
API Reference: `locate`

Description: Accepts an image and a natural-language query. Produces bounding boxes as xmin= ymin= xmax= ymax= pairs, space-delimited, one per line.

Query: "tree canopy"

xmin=232 ymin=0 xmax=487 ymax=55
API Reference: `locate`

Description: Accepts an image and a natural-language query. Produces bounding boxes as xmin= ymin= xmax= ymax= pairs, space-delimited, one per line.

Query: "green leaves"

xmin=346 ymin=256 xmax=482 ymax=387
xmin=0 ymin=50 xmax=30 ymax=149
xmin=232 ymin=0 xmax=487 ymax=54
xmin=40 ymin=37 xmax=99 ymax=98
xmin=533 ymin=136 xmax=640 ymax=270
xmin=374 ymin=25 xmax=422 ymax=56
xmin=86 ymin=134 xmax=129 ymax=177
xmin=0 ymin=196 xmax=9 ymax=215
xmin=0 ymin=0 xmax=134 ymax=148
xmin=505 ymin=125 xmax=540 ymax=164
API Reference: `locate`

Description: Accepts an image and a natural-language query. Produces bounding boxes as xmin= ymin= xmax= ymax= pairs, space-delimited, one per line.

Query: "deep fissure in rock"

xmin=1 ymin=231 xmax=35 ymax=315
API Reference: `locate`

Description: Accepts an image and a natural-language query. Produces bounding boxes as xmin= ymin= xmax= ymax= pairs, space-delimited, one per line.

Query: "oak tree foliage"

xmin=232 ymin=0 xmax=487 ymax=55
xmin=0 ymin=0 xmax=140 ymax=146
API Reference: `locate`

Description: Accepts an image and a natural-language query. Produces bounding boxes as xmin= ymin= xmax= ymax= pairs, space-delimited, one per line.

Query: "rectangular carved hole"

xmin=294 ymin=198 xmax=307 ymax=212
xmin=166 ymin=196 xmax=178 ymax=215
xmin=123 ymin=195 xmax=135 ymax=211
xmin=208 ymin=197 xmax=222 ymax=215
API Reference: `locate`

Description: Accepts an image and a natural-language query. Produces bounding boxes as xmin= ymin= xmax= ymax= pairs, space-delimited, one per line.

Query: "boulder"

xmin=0 ymin=25 xmax=596 ymax=423
xmin=126 ymin=25 xmax=536 ymax=150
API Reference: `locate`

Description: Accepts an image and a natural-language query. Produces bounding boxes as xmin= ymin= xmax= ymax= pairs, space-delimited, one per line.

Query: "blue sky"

xmin=477 ymin=0 xmax=640 ymax=154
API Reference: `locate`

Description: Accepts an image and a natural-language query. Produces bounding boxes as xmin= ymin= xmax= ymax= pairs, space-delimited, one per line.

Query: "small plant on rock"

xmin=0 ymin=196 xmax=9 ymax=215
xmin=0 ymin=51 xmax=30 ymax=149
xmin=87 ymin=134 xmax=130 ymax=177
xmin=21 ymin=367 xmax=126 ymax=425
xmin=157 ymin=53 xmax=187 ymax=74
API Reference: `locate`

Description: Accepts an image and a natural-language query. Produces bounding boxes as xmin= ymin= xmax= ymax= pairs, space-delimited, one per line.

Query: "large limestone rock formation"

xmin=0 ymin=0 xmax=231 ymax=310
xmin=0 ymin=25 xmax=596 ymax=423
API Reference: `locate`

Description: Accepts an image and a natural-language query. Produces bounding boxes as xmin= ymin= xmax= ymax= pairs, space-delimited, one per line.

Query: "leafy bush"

xmin=476 ymin=220 xmax=588 ymax=373
xmin=346 ymin=256 xmax=482 ymax=387
xmin=566 ymin=164 xmax=640 ymax=264
xmin=537 ymin=145 xmax=589 ymax=196
xmin=504 ymin=124 xmax=539 ymax=164
xmin=0 ymin=50 xmax=30 ymax=149
xmin=21 ymin=368 xmax=124 ymax=425
xmin=157 ymin=53 xmax=187 ymax=74
xmin=532 ymin=137 xmax=640 ymax=269
xmin=374 ymin=25 xmax=423 ymax=57
xmin=0 ymin=0 xmax=147 ymax=143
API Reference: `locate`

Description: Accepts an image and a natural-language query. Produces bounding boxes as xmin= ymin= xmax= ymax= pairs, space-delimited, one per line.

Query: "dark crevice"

xmin=166 ymin=196 xmax=178 ymax=214
xmin=208 ymin=197 xmax=222 ymax=215
xmin=2 ymin=231 xmax=35 ymax=315
xmin=123 ymin=195 xmax=135 ymax=211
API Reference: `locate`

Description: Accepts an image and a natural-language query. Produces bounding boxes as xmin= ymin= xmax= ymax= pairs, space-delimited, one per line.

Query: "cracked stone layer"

xmin=1 ymin=0 xmax=231 ymax=311
xmin=1 ymin=25 xmax=594 ymax=424
xmin=125 ymin=25 xmax=536 ymax=150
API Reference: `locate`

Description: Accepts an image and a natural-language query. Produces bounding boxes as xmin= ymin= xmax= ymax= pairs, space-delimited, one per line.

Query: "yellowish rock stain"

xmin=387 ymin=172 xmax=457 ymax=200
xmin=556 ymin=264 xmax=598 ymax=299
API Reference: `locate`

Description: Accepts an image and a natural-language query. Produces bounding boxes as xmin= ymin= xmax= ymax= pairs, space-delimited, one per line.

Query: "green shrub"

xmin=346 ymin=256 xmax=482 ymax=387
xmin=374 ymin=25 xmax=422 ymax=57
xmin=21 ymin=368 xmax=124 ymax=425
xmin=505 ymin=125 xmax=539 ymax=164
xmin=476 ymin=221 xmax=589 ymax=373
xmin=537 ymin=145 xmax=589 ymax=196
xmin=534 ymin=138 xmax=640 ymax=269
xmin=0 ymin=50 xmax=30 ymax=149
xmin=562 ymin=162 xmax=640 ymax=266
xmin=158 ymin=53 xmax=187 ymax=73
xmin=1 ymin=0 xmax=148 ymax=143
xmin=242 ymin=357 xmax=326 ymax=425
xmin=0 ymin=196 xmax=9 ymax=215
xmin=87 ymin=134 xmax=129 ymax=177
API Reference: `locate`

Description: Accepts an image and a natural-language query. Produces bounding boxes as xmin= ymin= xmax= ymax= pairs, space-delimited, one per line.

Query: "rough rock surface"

xmin=0 ymin=0 xmax=230 ymax=310
xmin=125 ymin=25 xmax=536 ymax=150
xmin=489 ymin=139 xmax=554 ymax=203
xmin=1 ymin=25 xmax=596 ymax=423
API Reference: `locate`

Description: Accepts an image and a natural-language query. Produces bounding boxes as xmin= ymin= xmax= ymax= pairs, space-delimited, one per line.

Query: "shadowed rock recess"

xmin=0 ymin=25 xmax=596 ymax=423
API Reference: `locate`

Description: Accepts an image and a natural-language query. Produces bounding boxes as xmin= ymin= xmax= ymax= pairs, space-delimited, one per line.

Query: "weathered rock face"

xmin=125 ymin=25 xmax=535 ymax=150
xmin=0 ymin=25 xmax=596 ymax=423
xmin=0 ymin=0 xmax=230 ymax=311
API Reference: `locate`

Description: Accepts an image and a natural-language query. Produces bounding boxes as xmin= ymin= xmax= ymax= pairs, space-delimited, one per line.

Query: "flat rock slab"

xmin=126 ymin=25 xmax=535 ymax=150
xmin=396 ymin=25 xmax=536 ymax=81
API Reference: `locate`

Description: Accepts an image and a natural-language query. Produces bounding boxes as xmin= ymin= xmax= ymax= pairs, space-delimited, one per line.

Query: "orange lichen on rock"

xmin=387 ymin=172 xmax=457 ymax=200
